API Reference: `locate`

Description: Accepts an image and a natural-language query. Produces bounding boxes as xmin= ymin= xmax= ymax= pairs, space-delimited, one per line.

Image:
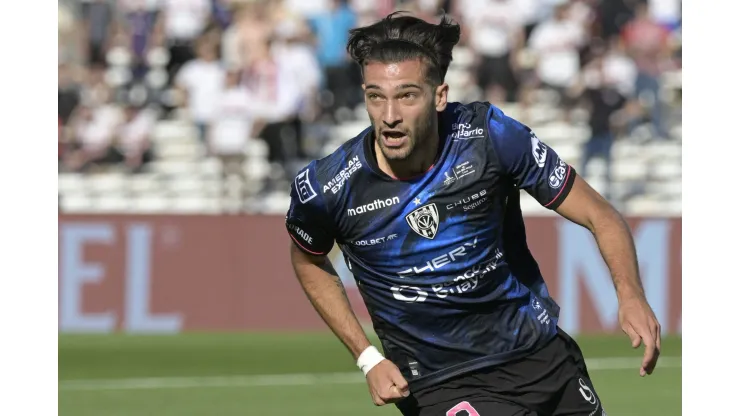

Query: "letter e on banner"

xmin=59 ymin=223 xmax=116 ymax=332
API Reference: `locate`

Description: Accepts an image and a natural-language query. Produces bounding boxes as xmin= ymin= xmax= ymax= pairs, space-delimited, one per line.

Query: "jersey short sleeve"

xmin=488 ymin=110 xmax=576 ymax=210
xmin=285 ymin=163 xmax=336 ymax=256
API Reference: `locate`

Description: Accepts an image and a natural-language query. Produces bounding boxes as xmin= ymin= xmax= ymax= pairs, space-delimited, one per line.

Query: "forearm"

xmin=590 ymin=208 xmax=645 ymax=302
xmin=292 ymin=251 xmax=372 ymax=359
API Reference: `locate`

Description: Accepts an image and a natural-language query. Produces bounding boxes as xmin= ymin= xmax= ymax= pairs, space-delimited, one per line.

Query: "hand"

xmin=365 ymin=359 xmax=409 ymax=406
xmin=618 ymin=295 xmax=662 ymax=377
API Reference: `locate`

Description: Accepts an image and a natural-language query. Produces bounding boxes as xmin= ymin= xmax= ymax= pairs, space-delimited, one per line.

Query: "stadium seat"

xmin=645 ymin=142 xmax=682 ymax=160
xmin=94 ymin=195 xmax=132 ymax=212
xmin=199 ymin=158 xmax=223 ymax=178
xmin=625 ymin=196 xmax=668 ymax=215
xmin=146 ymin=46 xmax=170 ymax=67
xmin=86 ymin=173 xmax=127 ymax=194
xmin=451 ymin=46 xmax=474 ymax=68
xmin=665 ymin=199 xmax=683 ymax=215
xmin=244 ymin=158 xmax=271 ymax=181
xmin=152 ymin=121 xmax=194 ymax=143
xmin=245 ymin=139 xmax=269 ymax=158
xmin=552 ymin=143 xmax=581 ymax=165
xmin=613 ymin=161 xmax=649 ymax=181
xmin=131 ymin=196 xmax=170 ymax=213
xmin=57 ymin=99 xmax=680 ymax=216
xmin=58 ymin=173 xmax=86 ymax=194
xmin=582 ymin=159 xmax=608 ymax=179
xmin=444 ymin=69 xmax=468 ymax=89
xmin=652 ymin=162 xmax=682 ymax=179
xmin=155 ymin=141 xmax=203 ymax=161
xmin=612 ymin=142 xmax=641 ymax=159
xmin=331 ymin=122 xmax=369 ymax=143
xmin=171 ymin=196 xmax=221 ymax=213
xmin=518 ymin=192 xmax=556 ymax=216
xmin=128 ymin=174 xmax=162 ymax=193
xmin=166 ymin=175 xmax=206 ymax=195
xmin=535 ymin=122 xmax=589 ymax=145
xmin=646 ymin=180 xmax=682 ymax=198
xmin=149 ymin=160 xmax=200 ymax=176
xmin=61 ymin=194 xmax=93 ymax=212
xmin=145 ymin=68 xmax=169 ymax=90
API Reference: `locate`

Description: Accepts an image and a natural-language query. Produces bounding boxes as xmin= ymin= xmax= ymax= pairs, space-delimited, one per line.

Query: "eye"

xmin=402 ymin=92 xmax=417 ymax=100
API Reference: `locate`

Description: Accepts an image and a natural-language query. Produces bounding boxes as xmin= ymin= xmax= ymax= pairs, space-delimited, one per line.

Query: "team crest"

xmin=406 ymin=203 xmax=439 ymax=239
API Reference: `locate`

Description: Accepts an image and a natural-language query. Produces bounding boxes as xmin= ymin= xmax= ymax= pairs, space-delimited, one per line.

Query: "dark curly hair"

xmin=346 ymin=11 xmax=461 ymax=85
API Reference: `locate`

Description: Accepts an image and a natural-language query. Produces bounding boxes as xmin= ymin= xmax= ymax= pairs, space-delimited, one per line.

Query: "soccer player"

xmin=285 ymin=12 xmax=661 ymax=416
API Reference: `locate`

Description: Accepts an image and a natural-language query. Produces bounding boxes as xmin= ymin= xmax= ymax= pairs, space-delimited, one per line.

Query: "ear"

xmin=435 ymin=83 xmax=449 ymax=112
xmin=361 ymin=83 xmax=366 ymax=91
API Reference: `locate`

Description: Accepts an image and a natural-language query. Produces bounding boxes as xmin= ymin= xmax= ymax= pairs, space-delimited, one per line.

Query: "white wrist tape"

xmin=356 ymin=346 xmax=385 ymax=376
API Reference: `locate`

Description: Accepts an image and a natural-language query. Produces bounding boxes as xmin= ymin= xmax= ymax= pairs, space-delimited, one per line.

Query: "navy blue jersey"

xmin=285 ymin=102 xmax=576 ymax=390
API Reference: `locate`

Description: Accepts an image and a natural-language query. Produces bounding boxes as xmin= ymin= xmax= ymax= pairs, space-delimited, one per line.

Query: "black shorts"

xmin=396 ymin=328 xmax=605 ymax=416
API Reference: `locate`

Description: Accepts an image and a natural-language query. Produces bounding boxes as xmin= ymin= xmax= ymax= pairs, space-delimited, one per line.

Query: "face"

xmin=226 ymin=71 xmax=241 ymax=87
xmin=555 ymin=5 xmax=568 ymax=20
xmin=196 ymin=41 xmax=216 ymax=61
xmin=362 ymin=59 xmax=448 ymax=162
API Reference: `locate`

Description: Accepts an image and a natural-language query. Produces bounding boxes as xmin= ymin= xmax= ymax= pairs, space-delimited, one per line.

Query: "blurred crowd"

xmin=58 ymin=0 xmax=682 ymax=199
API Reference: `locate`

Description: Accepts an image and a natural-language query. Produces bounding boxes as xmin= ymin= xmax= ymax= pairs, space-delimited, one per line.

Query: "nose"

xmin=382 ymin=100 xmax=402 ymax=128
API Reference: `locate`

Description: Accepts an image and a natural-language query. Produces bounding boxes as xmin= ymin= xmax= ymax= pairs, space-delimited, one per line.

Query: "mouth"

xmin=381 ymin=130 xmax=409 ymax=148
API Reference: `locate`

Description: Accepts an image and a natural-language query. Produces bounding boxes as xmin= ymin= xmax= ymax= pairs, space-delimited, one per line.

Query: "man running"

xmin=285 ymin=12 xmax=660 ymax=416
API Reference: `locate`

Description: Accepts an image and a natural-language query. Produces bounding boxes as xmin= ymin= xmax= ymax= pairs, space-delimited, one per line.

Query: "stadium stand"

xmin=58 ymin=0 xmax=681 ymax=216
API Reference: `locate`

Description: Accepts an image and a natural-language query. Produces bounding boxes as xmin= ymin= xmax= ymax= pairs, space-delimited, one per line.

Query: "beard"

xmin=374 ymin=105 xmax=437 ymax=162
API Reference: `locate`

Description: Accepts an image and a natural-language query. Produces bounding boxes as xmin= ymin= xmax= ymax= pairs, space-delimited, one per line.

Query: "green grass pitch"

xmin=59 ymin=332 xmax=681 ymax=416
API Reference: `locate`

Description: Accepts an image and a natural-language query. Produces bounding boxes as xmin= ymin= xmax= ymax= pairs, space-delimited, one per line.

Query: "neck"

xmin=375 ymin=126 xmax=440 ymax=180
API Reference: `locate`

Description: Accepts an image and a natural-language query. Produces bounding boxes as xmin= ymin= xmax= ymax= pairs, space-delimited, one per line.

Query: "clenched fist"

xmin=366 ymin=359 xmax=410 ymax=406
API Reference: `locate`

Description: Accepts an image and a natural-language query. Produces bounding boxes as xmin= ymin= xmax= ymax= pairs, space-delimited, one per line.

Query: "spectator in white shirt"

xmin=242 ymin=38 xmax=305 ymax=192
xmin=209 ymin=70 xmax=252 ymax=203
xmin=157 ymin=0 xmax=212 ymax=84
xmin=461 ymin=0 xmax=525 ymax=103
xmin=221 ymin=1 xmax=274 ymax=71
xmin=602 ymin=36 xmax=638 ymax=99
xmin=209 ymin=70 xmax=251 ymax=162
xmin=115 ymin=104 xmax=157 ymax=173
xmin=175 ymin=37 xmax=225 ymax=149
xmin=272 ymin=17 xmax=322 ymax=127
xmin=528 ymin=2 xmax=586 ymax=119
xmin=62 ymin=105 xmax=123 ymax=172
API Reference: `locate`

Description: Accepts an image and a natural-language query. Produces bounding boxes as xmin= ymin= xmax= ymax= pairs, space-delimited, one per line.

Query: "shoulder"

xmin=468 ymin=103 xmax=545 ymax=169
xmin=485 ymin=104 xmax=531 ymax=140
xmin=444 ymin=101 xmax=523 ymax=128
xmin=445 ymin=101 xmax=531 ymax=143
xmin=443 ymin=100 xmax=489 ymax=120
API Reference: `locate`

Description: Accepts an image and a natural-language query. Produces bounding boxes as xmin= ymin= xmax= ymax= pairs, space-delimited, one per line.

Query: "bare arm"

xmin=555 ymin=175 xmax=661 ymax=376
xmin=289 ymin=244 xmax=371 ymax=360
xmin=555 ymin=175 xmax=644 ymax=301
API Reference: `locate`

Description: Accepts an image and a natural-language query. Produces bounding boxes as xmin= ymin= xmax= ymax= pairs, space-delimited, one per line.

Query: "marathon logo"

xmin=347 ymin=197 xmax=400 ymax=217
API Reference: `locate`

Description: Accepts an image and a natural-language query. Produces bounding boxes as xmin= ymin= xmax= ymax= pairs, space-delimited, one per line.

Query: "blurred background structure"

xmin=58 ymin=2 xmax=682 ymax=414
xmin=58 ymin=0 xmax=682 ymax=216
